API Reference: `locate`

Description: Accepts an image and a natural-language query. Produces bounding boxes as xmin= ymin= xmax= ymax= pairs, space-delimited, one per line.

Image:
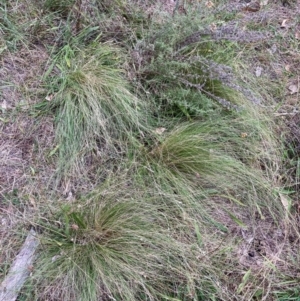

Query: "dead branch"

xmin=0 ymin=229 xmax=39 ymax=301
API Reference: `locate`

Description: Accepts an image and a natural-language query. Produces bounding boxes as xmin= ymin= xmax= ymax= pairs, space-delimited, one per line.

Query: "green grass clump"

xmin=41 ymin=41 xmax=148 ymax=177
xmin=27 ymin=179 xmax=217 ymax=301
xmin=0 ymin=2 xmax=29 ymax=52
xmin=143 ymin=118 xmax=282 ymax=214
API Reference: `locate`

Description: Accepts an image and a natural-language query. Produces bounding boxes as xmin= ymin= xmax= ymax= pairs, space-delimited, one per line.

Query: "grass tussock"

xmin=27 ymin=179 xmax=217 ymax=301
xmin=41 ymin=41 xmax=147 ymax=177
xmin=142 ymin=116 xmax=282 ymax=217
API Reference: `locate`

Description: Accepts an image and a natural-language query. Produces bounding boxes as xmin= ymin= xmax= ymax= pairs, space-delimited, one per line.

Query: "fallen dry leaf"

xmin=260 ymin=0 xmax=268 ymax=5
xmin=28 ymin=196 xmax=37 ymax=209
xmin=66 ymin=191 xmax=74 ymax=201
xmin=288 ymin=84 xmax=299 ymax=95
xmin=155 ymin=127 xmax=166 ymax=135
xmin=63 ymin=179 xmax=71 ymax=195
xmin=45 ymin=94 xmax=54 ymax=101
xmin=71 ymin=224 xmax=79 ymax=231
xmin=285 ymin=64 xmax=291 ymax=72
xmin=205 ymin=1 xmax=214 ymax=8
xmin=209 ymin=23 xmax=217 ymax=32
xmin=255 ymin=66 xmax=263 ymax=77
xmin=52 ymin=255 xmax=61 ymax=262
xmin=243 ymin=1 xmax=260 ymax=12
xmin=0 ymin=100 xmax=8 ymax=110
xmin=280 ymin=19 xmax=290 ymax=29
xmin=279 ymin=193 xmax=291 ymax=212
xmin=270 ymin=44 xmax=277 ymax=54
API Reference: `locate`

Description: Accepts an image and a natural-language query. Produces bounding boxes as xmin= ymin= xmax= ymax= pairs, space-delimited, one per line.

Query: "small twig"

xmin=274 ymin=110 xmax=300 ymax=118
